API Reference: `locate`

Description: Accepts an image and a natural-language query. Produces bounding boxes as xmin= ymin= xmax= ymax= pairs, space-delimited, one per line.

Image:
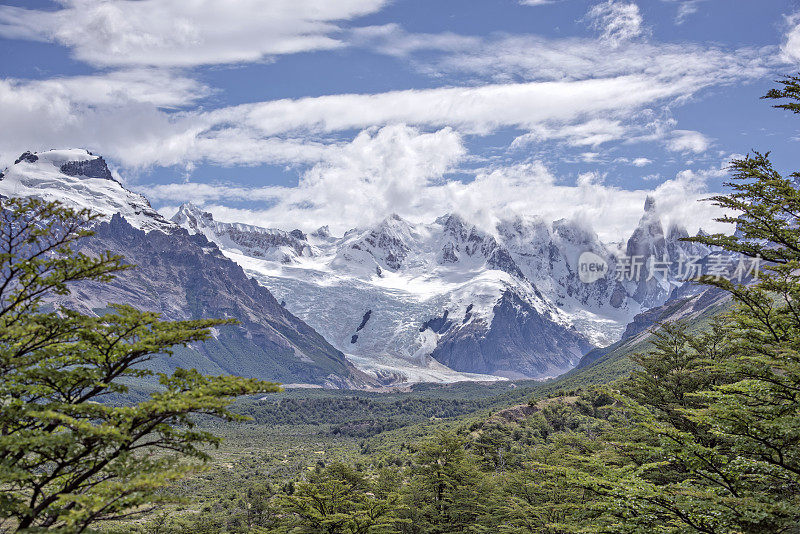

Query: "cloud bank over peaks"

xmin=143 ymin=124 xmax=732 ymax=243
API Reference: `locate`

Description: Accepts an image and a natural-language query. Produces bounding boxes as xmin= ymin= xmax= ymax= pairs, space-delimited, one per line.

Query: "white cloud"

xmin=392 ymin=33 xmax=772 ymax=89
xmin=11 ymin=70 xmax=210 ymax=108
xmin=0 ymin=71 xmax=721 ymax=170
xmin=661 ymin=0 xmax=704 ymax=25
xmin=676 ymin=1 xmax=700 ymax=24
xmin=217 ymin=76 xmax=717 ymax=137
xmin=586 ymin=1 xmax=645 ymax=47
xmin=783 ymin=13 xmax=800 ymax=64
xmin=349 ymin=24 xmax=479 ymax=57
xmin=145 ymin=130 xmax=730 ymax=242
xmin=666 ymin=129 xmax=711 ymax=153
xmin=0 ymin=7 xmax=777 ymax=170
xmin=519 ymin=0 xmax=559 ymax=5
xmin=631 ymin=157 xmax=652 ymax=167
xmin=0 ymin=0 xmax=388 ymax=67
xmin=512 ymin=119 xmax=627 ymax=148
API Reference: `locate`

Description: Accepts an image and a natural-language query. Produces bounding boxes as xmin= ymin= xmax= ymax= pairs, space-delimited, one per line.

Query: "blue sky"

xmin=1 ymin=0 xmax=799 ymax=241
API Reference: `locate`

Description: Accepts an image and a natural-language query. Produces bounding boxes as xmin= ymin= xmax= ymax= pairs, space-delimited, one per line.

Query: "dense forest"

xmin=3 ymin=78 xmax=800 ymax=532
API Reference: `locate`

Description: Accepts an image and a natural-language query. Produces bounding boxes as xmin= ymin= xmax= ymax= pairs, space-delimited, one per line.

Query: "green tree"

xmin=566 ymin=76 xmax=800 ymax=533
xmin=403 ymin=431 xmax=490 ymax=533
xmin=0 ymin=198 xmax=279 ymax=533
xmin=280 ymin=462 xmax=404 ymax=533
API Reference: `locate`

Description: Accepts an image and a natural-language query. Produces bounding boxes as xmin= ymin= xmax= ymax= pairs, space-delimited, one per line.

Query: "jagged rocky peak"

xmin=171 ymin=204 xmax=314 ymax=261
xmin=289 ymin=229 xmax=307 ymax=240
xmin=667 ymin=222 xmax=690 ymax=241
xmin=496 ymin=215 xmax=550 ymax=244
xmin=347 ymin=214 xmax=415 ymax=271
xmin=626 ymin=195 xmax=666 ymax=258
xmin=0 ymin=149 xmax=174 ymax=234
xmin=172 ymin=202 xmax=214 ymax=230
xmin=552 ymin=218 xmax=598 ymax=248
xmin=436 ymin=212 xmax=471 ymax=239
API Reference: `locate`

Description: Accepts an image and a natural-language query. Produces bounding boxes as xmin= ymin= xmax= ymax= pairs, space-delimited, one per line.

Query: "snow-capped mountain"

xmin=0 ymin=148 xmax=715 ymax=385
xmin=624 ymin=196 xmax=711 ymax=308
xmin=0 ymin=150 xmax=373 ymax=388
xmin=176 ymin=205 xmax=590 ymax=381
xmin=173 ymin=196 xmax=712 ymax=382
xmin=0 ymin=150 xmax=174 ymax=233
xmin=172 ymin=203 xmax=314 ymax=263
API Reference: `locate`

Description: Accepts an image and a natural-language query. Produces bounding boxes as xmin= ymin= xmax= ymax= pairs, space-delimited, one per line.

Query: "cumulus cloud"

xmin=146 ymin=124 xmax=467 ymax=232
xmin=0 ymin=0 xmax=387 ymax=67
xmin=586 ymin=1 xmax=645 ymax=47
xmin=631 ymin=157 xmax=652 ymax=167
xmin=666 ymin=129 xmax=711 ymax=153
xmin=145 ymin=128 xmax=730 ymax=242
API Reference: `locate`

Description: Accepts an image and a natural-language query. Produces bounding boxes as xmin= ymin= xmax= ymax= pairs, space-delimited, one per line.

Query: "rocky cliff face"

xmin=431 ymin=290 xmax=593 ymax=379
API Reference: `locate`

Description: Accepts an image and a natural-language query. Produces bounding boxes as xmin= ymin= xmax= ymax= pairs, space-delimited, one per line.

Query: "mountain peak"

xmin=0 ymin=149 xmax=174 ymax=234
xmin=643 ymin=195 xmax=657 ymax=213
xmin=173 ymin=202 xmax=213 ymax=226
xmin=312 ymin=225 xmax=331 ymax=238
xmin=9 ymin=149 xmax=115 ymax=181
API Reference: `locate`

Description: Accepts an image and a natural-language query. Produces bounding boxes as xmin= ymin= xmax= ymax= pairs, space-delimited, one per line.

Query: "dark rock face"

xmin=14 ymin=151 xmax=38 ymax=164
xmin=63 ymin=215 xmax=371 ymax=388
xmin=60 ymin=157 xmax=115 ymax=181
xmin=356 ymin=310 xmax=372 ymax=332
xmin=431 ymin=290 xmax=592 ymax=379
xmin=462 ymin=304 xmax=473 ymax=323
xmin=420 ymin=310 xmax=453 ymax=334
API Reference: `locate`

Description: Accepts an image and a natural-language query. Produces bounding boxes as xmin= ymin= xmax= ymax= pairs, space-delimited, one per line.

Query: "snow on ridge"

xmin=0 ymin=149 xmax=175 ymax=234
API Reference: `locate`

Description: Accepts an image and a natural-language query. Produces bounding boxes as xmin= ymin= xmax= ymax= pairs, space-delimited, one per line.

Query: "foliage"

xmin=0 ymin=198 xmax=279 ymax=533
